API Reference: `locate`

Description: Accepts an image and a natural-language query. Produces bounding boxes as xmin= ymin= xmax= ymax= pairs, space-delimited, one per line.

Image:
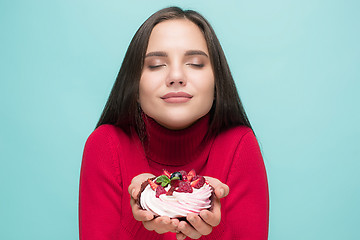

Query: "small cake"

xmin=138 ymin=169 xmax=214 ymax=218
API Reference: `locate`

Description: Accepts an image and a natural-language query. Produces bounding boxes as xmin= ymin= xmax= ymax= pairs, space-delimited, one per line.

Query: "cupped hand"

xmin=175 ymin=176 xmax=229 ymax=239
xmin=128 ymin=173 xmax=180 ymax=234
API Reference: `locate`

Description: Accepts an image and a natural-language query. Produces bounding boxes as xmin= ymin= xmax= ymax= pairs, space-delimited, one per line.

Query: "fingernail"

xmin=220 ymin=188 xmax=224 ymax=197
xmin=189 ymin=216 xmax=194 ymax=223
xmin=202 ymin=212 xmax=208 ymax=219
xmin=131 ymin=189 xmax=136 ymax=197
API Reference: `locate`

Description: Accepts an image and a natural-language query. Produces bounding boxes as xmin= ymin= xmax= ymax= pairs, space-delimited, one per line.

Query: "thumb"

xmin=204 ymin=176 xmax=230 ymax=199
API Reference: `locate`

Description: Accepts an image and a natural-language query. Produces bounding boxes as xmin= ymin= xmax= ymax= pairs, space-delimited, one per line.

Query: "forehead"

xmin=146 ymin=19 xmax=208 ymax=53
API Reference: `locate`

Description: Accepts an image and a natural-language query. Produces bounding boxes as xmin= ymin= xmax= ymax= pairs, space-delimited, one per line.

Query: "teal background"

xmin=1 ymin=0 xmax=359 ymax=239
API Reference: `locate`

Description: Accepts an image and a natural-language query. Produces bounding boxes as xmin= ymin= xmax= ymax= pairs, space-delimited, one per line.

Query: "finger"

xmin=187 ymin=213 xmax=212 ymax=236
xmin=156 ymin=216 xmax=177 ymax=234
xmin=204 ymin=177 xmax=230 ymax=198
xmin=142 ymin=217 xmax=161 ymax=231
xmin=177 ymin=221 xmax=201 ymax=239
xmin=200 ymin=197 xmax=221 ymax=227
xmin=176 ymin=232 xmax=187 ymax=240
xmin=215 ymin=185 xmax=229 ymax=199
xmin=128 ymin=178 xmax=139 ymax=196
xmin=130 ymin=197 xmax=154 ymax=221
xmin=128 ymin=173 xmax=156 ymax=198
xmin=143 ymin=217 xmax=164 ymax=231
xmin=142 ymin=219 xmax=155 ymax=231
xmin=171 ymin=218 xmax=180 ymax=233
xmin=128 ymin=186 xmax=138 ymax=199
xmin=143 ymin=216 xmax=177 ymax=234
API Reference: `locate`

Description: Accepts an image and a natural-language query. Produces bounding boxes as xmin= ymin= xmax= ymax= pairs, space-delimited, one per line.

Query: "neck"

xmin=143 ymin=114 xmax=211 ymax=166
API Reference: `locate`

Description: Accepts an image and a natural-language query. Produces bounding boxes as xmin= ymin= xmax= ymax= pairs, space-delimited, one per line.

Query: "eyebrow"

xmin=185 ymin=50 xmax=209 ymax=57
xmin=144 ymin=50 xmax=209 ymax=58
xmin=145 ymin=51 xmax=167 ymax=58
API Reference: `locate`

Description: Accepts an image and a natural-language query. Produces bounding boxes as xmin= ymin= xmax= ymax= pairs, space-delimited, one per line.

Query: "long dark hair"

xmin=96 ymin=6 xmax=252 ymax=137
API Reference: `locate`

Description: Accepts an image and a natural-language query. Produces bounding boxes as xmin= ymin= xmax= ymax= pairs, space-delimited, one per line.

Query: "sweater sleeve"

xmin=79 ymin=126 xmax=126 ymax=239
xmin=223 ymin=130 xmax=269 ymax=239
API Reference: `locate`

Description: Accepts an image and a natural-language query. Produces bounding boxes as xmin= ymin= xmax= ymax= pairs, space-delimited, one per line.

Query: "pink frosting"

xmin=140 ymin=183 xmax=213 ymax=218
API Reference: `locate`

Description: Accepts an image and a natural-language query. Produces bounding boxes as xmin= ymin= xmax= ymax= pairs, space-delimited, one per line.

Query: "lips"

xmin=161 ymin=92 xmax=193 ymax=103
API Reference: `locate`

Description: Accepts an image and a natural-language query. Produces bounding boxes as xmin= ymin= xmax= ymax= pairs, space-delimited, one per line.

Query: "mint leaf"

xmin=170 ymin=176 xmax=180 ymax=181
xmin=156 ymin=175 xmax=170 ymax=187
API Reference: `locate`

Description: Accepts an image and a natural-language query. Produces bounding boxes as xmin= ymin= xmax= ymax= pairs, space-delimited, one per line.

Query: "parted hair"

xmin=96 ymin=6 xmax=252 ymax=137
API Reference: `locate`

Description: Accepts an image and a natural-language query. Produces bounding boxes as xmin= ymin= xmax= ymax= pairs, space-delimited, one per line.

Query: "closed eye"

xmin=187 ymin=63 xmax=204 ymax=68
xmin=148 ymin=64 xmax=166 ymax=69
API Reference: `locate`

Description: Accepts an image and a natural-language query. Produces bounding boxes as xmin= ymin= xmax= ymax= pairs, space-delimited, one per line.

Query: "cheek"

xmin=201 ymin=74 xmax=215 ymax=100
xmin=138 ymin=79 xmax=150 ymax=103
xmin=138 ymin=76 xmax=159 ymax=113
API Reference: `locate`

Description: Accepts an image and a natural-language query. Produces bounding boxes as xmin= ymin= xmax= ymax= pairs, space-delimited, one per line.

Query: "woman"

xmin=79 ymin=6 xmax=269 ymax=240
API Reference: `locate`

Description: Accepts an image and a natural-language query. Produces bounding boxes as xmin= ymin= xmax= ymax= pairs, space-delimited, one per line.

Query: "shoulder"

xmin=207 ymin=125 xmax=261 ymax=180
xmin=85 ymin=124 xmax=130 ymax=146
xmin=210 ymin=125 xmax=257 ymax=159
xmin=212 ymin=125 xmax=261 ymax=160
xmin=81 ymin=125 xmax=128 ymax=185
xmin=220 ymin=126 xmax=263 ymax=169
xmin=215 ymin=125 xmax=254 ymax=146
xmin=83 ymin=124 xmax=136 ymax=157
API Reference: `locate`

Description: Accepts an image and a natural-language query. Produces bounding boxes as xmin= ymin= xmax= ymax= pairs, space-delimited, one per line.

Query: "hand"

xmin=175 ymin=177 xmax=229 ymax=240
xmin=128 ymin=173 xmax=180 ymax=234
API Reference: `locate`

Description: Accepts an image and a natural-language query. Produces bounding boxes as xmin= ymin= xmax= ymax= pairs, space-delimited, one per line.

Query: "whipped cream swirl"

xmin=140 ymin=183 xmax=213 ymax=218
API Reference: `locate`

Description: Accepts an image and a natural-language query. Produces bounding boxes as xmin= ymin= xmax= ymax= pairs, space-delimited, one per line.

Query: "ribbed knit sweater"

xmin=79 ymin=115 xmax=269 ymax=239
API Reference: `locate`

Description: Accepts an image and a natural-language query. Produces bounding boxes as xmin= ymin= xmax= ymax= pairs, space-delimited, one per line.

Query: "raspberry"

xmin=170 ymin=179 xmax=181 ymax=188
xmin=179 ymin=170 xmax=188 ymax=181
xmin=191 ymin=176 xmax=205 ymax=189
xmin=175 ymin=181 xmax=193 ymax=193
xmin=156 ymin=185 xmax=166 ymax=198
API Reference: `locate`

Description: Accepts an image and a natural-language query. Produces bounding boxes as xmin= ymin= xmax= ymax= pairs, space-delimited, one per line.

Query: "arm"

xmin=224 ymin=131 xmax=269 ymax=239
xmin=175 ymin=130 xmax=268 ymax=240
xmin=79 ymin=127 xmax=125 ymax=239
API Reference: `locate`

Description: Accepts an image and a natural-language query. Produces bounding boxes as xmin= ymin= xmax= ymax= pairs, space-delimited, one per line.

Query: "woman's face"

xmin=139 ymin=19 xmax=215 ymax=130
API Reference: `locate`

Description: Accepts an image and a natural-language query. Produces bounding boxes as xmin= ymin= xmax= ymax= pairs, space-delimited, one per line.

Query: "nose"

xmin=166 ymin=64 xmax=186 ymax=87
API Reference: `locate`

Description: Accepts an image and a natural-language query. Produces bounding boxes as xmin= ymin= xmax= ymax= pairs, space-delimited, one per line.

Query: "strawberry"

xmin=187 ymin=169 xmax=196 ymax=181
xmin=156 ymin=185 xmax=166 ymax=198
xmin=163 ymin=170 xmax=171 ymax=178
xmin=148 ymin=179 xmax=158 ymax=191
xmin=192 ymin=175 xmax=200 ymax=181
xmin=191 ymin=176 xmax=205 ymax=189
xmin=175 ymin=181 xmax=193 ymax=193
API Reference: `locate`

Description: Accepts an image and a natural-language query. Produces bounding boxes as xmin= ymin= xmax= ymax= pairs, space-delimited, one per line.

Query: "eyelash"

xmin=148 ymin=64 xmax=166 ymax=69
xmin=188 ymin=63 xmax=204 ymax=68
xmin=147 ymin=63 xmax=204 ymax=70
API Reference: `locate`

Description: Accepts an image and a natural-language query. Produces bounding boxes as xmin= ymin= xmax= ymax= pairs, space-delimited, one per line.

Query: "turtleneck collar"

xmin=143 ymin=114 xmax=212 ymax=167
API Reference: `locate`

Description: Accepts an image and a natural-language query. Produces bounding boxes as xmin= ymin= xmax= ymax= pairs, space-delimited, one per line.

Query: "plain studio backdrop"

xmin=1 ymin=0 xmax=359 ymax=239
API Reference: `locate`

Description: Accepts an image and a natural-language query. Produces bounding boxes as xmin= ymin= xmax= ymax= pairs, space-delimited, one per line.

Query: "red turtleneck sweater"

xmin=79 ymin=115 xmax=269 ymax=239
